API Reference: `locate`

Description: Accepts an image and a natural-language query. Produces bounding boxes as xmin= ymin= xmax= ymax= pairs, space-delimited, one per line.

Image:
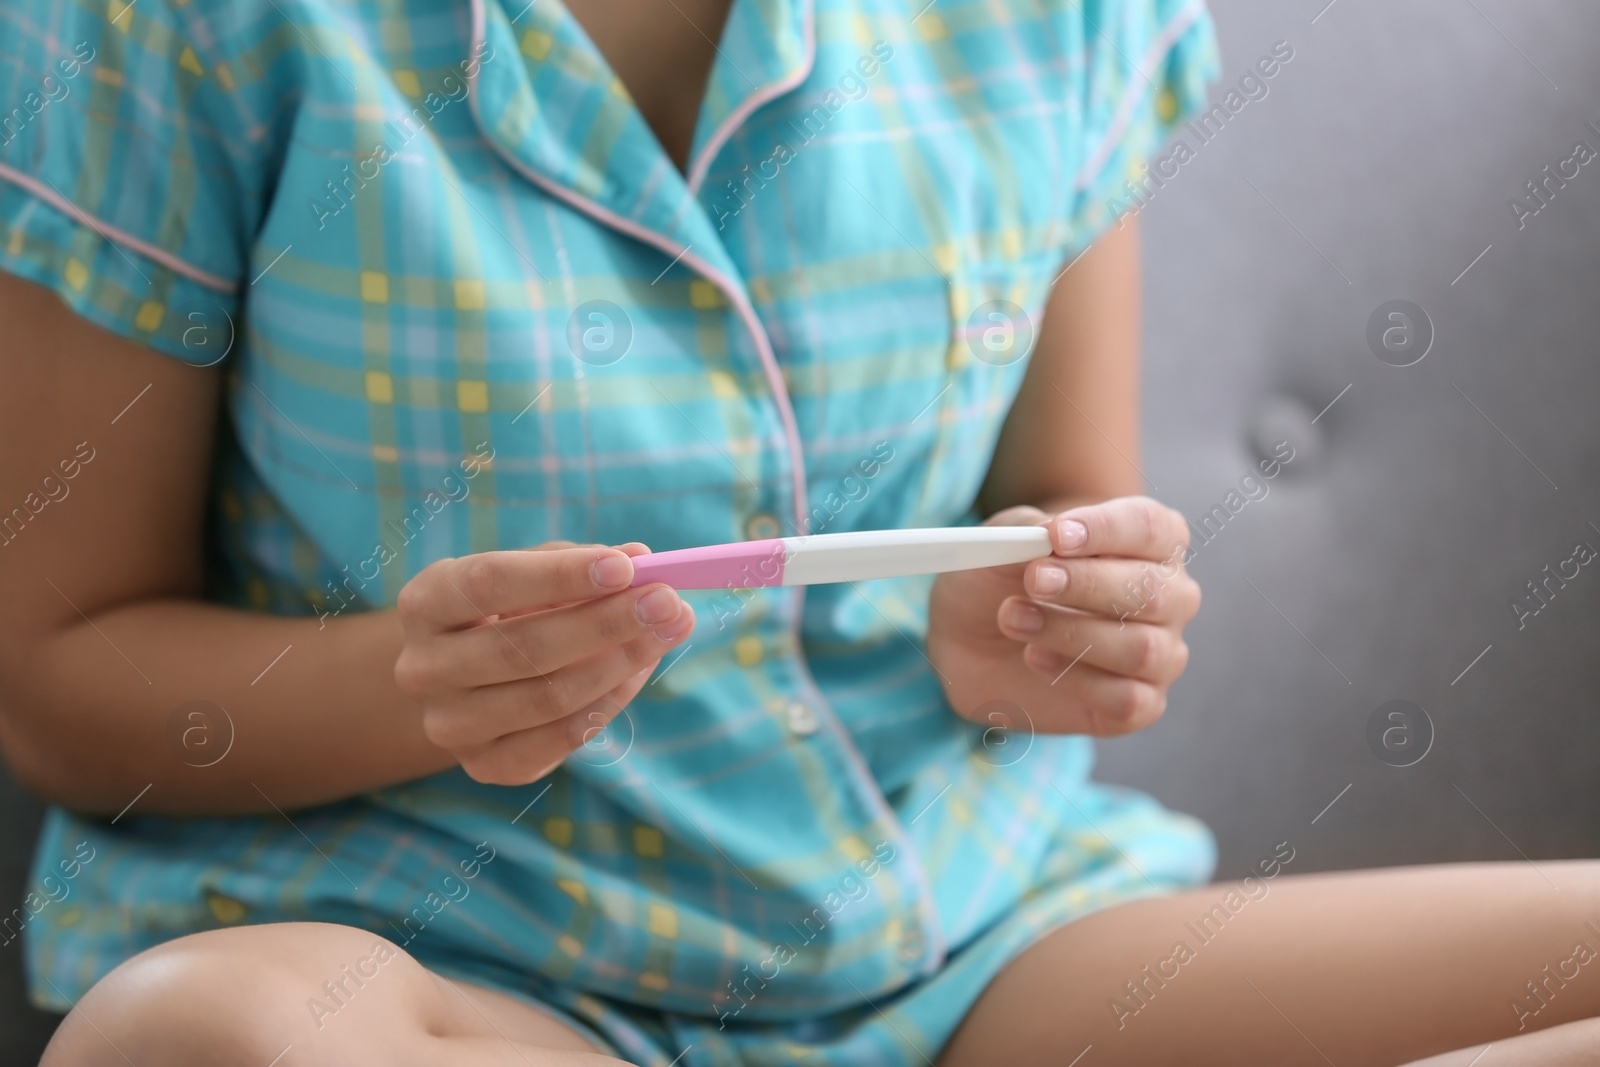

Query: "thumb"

xmin=982 ymin=505 xmax=1049 ymax=528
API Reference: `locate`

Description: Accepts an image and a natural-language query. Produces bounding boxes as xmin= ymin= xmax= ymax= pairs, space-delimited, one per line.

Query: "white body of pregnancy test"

xmin=628 ymin=526 xmax=1055 ymax=589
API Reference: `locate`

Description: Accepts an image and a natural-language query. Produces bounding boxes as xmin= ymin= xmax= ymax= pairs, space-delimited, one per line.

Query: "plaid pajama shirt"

xmin=1 ymin=0 xmax=1220 ymax=1060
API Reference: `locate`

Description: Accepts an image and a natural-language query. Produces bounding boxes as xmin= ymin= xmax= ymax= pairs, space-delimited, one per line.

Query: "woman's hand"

xmin=925 ymin=497 xmax=1198 ymax=737
xmin=394 ymin=542 xmax=694 ymax=785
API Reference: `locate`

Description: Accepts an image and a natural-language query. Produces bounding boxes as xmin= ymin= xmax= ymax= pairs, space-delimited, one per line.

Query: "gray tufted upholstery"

xmin=3 ymin=0 xmax=1596 ymax=1060
xmin=1101 ymin=0 xmax=1600 ymax=876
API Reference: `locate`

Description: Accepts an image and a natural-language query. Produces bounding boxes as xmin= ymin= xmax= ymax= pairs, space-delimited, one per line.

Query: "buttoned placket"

xmin=463 ymin=0 xmax=948 ymax=985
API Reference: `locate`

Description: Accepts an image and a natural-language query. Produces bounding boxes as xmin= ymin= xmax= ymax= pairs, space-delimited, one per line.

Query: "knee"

xmin=41 ymin=923 xmax=428 ymax=1067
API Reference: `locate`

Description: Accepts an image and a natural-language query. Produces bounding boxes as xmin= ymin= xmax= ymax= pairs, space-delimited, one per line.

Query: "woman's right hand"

xmin=393 ymin=542 xmax=694 ymax=785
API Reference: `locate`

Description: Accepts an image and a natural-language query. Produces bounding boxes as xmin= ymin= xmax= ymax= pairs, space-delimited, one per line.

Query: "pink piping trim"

xmin=465 ymin=6 xmax=950 ymax=973
xmin=1072 ymin=0 xmax=1207 ymax=191
xmin=466 ymin=0 xmax=810 ymax=528
xmin=0 ymin=160 xmax=239 ymax=293
xmin=683 ymin=0 xmax=817 ymax=196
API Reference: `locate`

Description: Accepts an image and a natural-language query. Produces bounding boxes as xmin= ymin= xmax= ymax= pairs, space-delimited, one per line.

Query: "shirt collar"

xmin=468 ymin=0 xmax=814 ymax=262
xmin=683 ymin=0 xmax=815 ymax=193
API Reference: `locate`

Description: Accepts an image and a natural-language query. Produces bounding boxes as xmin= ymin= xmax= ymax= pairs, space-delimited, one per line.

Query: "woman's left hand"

xmin=925 ymin=496 xmax=1199 ymax=737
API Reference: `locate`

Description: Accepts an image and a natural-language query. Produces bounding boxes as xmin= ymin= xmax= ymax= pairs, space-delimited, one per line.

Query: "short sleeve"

xmin=0 ymin=0 xmax=284 ymax=363
xmin=1067 ymin=0 xmax=1221 ymax=248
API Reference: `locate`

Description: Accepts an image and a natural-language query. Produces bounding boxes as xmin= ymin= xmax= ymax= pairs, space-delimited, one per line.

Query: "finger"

xmin=1050 ymin=496 xmax=1190 ymax=562
xmin=526 ymin=540 xmax=651 ymax=556
xmin=408 ymin=586 xmax=692 ymax=689
xmin=996 ymin=598 xmax=1190 ymax=685
xmin=457 ymin=697 xmax=604 ymax=790
xmin=423 ymin=608 xmax=694 ymax=749
xmin=400 ymin=546 xmax=640 ymax=632
xmin=455 ymin=685 xmax=632 ymax=786
xmin=1017 ymin=658 xmax=1166 ymax=736
xmin=1021 ymin=556 xmax=1200 ymax=625
xmin=609 ymin=659 xmax=658 ymax=710
xmin=946 ymin=508 xmax=1055 ymax=587
xmin=506 ymin=542 xmax=655 ymax=617
xmin=983 ymin=505 xmax=1049 ymax=528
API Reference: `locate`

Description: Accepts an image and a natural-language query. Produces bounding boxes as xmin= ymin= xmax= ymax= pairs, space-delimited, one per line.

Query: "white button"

xmin=897 ymin=927 xmax=926 ymax=963
xmin=745 ymin=512 xmax=781 ymax=540
xmin=786 ymin=701 xmax=819 ymax=737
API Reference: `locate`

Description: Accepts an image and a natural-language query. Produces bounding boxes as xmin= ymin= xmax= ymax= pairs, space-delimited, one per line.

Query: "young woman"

xmin=2 ymin=0 xmax=1597 ymax=1063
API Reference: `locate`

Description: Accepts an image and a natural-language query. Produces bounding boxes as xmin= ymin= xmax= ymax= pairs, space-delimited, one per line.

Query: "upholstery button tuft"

xmin=1248 ymin=394 xmax=1322 ymax=475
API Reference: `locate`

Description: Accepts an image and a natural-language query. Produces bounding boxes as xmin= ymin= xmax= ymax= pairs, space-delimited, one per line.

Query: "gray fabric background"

xmin=1100 ymin=0 xmax=1600 ymax=878
xmin=3 ymin=0 xmax=1597 ymax=1059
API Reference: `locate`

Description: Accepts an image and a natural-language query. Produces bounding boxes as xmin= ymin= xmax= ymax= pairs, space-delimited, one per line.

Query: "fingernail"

xmin=635 ymin=587 xmax=680 ymax=625
xmin=654 ymin=610 xmax=694 ymax=642
xmin=1002 ymin=601 xmax=1044 ymax=633
xmin=592 ymin=553 xmax=633 ymax=589
xmin=1056 ymin=519 xmax=1088 ymax=551
xmin=1031 ymin=563 xmax=1067 ymax=595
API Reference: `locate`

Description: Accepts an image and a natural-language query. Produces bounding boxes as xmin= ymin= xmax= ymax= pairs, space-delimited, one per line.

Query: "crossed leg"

xmin=941 ymin=861 xmax=1600 ymax=1067
xmin=42 ymin=862 xmax=1600 ymax=1066
xmin=39 ymin=922 xmax=622 ymax=1067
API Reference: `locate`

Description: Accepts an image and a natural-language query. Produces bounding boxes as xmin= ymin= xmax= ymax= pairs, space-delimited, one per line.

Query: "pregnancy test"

xmin=627 ymin=526 xmax=1054 ymax=589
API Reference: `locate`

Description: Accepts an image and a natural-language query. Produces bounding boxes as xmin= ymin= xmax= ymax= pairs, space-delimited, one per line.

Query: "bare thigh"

xmin=940 ymin=861 xmax=1600 ymax=1067
xmin=40 ymin=921 xmax=623 ymax=1067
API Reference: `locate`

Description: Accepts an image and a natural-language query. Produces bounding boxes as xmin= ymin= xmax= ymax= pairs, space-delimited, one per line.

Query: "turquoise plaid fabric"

xmin=3 ymin=0 xmax=1220 ymax=1060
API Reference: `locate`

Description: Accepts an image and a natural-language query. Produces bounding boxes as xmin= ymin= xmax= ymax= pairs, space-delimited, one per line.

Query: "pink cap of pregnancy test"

xmin=627 ymin=539 xmax=789 ymax=590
